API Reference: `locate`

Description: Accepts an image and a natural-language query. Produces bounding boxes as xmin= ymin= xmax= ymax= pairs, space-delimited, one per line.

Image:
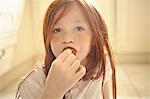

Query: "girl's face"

xmin=50 ymin=3 xmax=92 ymax=63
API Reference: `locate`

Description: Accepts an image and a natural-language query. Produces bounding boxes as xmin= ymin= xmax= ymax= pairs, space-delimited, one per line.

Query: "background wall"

xmin=115 ymin=0 xmax=149 ymax=63
xmin=93 ymin=0 xmax=149 ymax=64
xmin=0 ymin=1 xmax=37 ymax=90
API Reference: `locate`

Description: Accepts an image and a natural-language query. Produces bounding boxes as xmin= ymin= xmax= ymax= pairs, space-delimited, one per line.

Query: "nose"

xmin=62 ymin=32 xmax=75 ymax=44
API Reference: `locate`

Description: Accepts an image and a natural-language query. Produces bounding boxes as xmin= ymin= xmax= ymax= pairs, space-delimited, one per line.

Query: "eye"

xmin=74 ymin=26 xmax=85 ymax=32
xmin=52 ymin=28 xmax=61 ymax=33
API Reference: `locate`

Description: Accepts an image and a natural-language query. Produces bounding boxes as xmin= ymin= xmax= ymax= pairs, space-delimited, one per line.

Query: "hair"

xmin=42 ymin=0 xmax=116 ymax=99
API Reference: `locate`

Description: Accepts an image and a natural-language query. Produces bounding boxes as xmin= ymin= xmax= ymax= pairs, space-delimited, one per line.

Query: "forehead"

xmin=54 ymin=2 xmax=87 ymax=24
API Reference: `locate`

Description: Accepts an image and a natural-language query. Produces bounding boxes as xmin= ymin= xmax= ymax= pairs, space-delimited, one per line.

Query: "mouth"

xmin=63 ymin=47 xmax=77 ymax=55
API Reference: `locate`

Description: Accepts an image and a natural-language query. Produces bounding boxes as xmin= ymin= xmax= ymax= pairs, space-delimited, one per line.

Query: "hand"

xmin=41 ymin=49 xmax=86 ymax=99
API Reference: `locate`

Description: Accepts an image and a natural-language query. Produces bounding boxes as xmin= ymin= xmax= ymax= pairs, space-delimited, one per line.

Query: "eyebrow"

xmin=74 ymin=20 xmax=84 ymax=23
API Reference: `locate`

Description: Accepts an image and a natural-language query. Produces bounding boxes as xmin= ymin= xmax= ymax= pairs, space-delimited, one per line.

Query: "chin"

xmin=52 ymin=51 xmax=60 ymax=58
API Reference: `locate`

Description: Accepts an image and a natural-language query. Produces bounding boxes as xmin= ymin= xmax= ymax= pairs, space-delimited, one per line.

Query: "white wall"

xmin=93 ymin=0 xmax=116 ymax=50
xmin=115 ymin=0 xmax=149 ymax=63
xmin=0 ymin=1 xmax=38 ymax=90
xmin=12 ymin=1 xmax=36 ymax=66
xmin=30 ymin=0 xmax=53 ymax=58
xmin=93 ymin=0 xmax=149 ymax=63
xmin=116 ymin=0 xmax=148 ymax=53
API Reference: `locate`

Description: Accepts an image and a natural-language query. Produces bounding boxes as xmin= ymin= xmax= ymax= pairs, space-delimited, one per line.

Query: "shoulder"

xmin=16 ymin=64 xmax=46 ymax=99
xmin=20 ymin=64 xmax=46 ymax=87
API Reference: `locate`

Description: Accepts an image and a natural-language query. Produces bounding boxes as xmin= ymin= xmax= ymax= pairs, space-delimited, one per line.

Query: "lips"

xmin=63 ymin=47 xmax=77 ymax=55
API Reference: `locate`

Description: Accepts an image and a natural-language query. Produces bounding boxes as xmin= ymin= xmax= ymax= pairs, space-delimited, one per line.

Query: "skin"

xmin=50 ymin=3 xmax=92 ymax=65
xmin=41 ymin=3 xmax=91 ymax=99
xmin=41 ymin=2 xmax=111 ymax=99
xmin=41 ymin=49 xmax=86 ymax=99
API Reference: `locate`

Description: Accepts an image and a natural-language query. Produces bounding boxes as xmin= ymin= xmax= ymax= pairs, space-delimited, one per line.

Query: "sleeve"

xmin=104 ymin=54 xmax=113 ymax=84
xmin=15 ymin=66 xmax=46 ymax=99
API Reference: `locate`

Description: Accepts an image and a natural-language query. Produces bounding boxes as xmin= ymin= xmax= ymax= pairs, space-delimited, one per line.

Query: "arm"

xmin=40 ymin=88 xmax=62 ymax=99
xmin=40 ymin=82 xmax=63 ymax=99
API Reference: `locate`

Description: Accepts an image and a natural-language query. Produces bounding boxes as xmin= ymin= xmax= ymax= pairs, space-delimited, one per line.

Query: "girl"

xmin=16 ymin=0 xmax=116 ymax=99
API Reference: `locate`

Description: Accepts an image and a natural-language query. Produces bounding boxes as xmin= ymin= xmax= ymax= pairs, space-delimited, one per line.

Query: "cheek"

xmin=82 ymin=38 xmax=91 ymax=51
xmin=79 ymin=34 xmax=92 ymax=55
xmin=83 ymin=33 xmax=92 ymax=46
xmin=50 ymin=36 xmax=61 ymax=57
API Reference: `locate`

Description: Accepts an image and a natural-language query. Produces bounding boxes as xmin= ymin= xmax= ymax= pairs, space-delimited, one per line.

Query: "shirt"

xmin=15 ymin=56 xmax=112 ymax=99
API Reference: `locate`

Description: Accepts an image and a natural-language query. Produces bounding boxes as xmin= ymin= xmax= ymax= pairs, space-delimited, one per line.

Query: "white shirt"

xmin=16 ymin=56 xmax=112 ymax=99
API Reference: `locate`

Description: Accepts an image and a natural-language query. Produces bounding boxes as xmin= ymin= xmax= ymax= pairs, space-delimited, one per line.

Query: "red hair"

xmin=43 ymin=0 xmax=116 ymax=99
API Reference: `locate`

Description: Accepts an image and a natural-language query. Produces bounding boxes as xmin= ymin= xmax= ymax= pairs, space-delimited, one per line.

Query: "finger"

xmin=64 ymin=53 xmax=76 ymax=65
xmin=74 ymin=65 xmax=86 ymax=81
xmin=56 ymin=49 xmax=72 ymax=62
xmin=71 ymin=60 xmax=80 ymax=73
